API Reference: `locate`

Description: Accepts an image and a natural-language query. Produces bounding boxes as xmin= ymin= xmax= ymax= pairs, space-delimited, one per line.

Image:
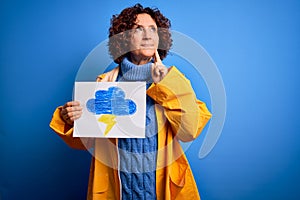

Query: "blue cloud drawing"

xmin=86 ymin=87 xmax=136 ymax=115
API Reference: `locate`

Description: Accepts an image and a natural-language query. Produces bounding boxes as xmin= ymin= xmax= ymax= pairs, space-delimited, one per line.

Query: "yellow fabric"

xmin=49 ymin=66 xmax=212 ymax=200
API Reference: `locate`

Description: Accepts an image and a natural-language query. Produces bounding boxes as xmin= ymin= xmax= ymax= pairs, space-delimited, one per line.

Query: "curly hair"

xmin=108 ymin=4 xmax=172 ymax=64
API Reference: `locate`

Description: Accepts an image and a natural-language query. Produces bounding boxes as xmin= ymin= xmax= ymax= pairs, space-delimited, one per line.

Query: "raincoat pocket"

xmin=169 ymin=160 xmax=188 ymax=199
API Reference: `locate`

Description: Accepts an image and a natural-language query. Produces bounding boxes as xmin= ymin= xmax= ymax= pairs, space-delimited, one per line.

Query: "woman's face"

xmin=129 ymin=13 xmax=159 ymax=64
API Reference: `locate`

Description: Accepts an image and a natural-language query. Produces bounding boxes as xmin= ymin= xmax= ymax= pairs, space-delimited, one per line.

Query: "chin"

xmin=140 ymin=49 xmax=155 ymax=57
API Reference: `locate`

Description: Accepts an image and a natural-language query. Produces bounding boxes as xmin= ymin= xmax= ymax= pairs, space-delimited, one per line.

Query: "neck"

xmin=130 ymin=54 xmax=152 ymax=65
xmin=119 ymin=56 xmax=152 ymax=82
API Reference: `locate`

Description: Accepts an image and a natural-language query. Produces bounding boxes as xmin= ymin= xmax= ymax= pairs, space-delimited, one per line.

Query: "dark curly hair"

xmin=108 ymin=4 xmax=172 ymax=64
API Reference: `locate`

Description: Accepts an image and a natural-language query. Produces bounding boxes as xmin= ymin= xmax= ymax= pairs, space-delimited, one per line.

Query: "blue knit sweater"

xmin=117 ymin=57 xmax=158 ymax=200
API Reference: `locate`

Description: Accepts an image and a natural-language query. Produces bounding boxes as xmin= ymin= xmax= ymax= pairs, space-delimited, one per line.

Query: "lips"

xmin=141 ymin=44 xmax=154 ymax=47
xmin=140 ymin=44 xmax=154 ymax=49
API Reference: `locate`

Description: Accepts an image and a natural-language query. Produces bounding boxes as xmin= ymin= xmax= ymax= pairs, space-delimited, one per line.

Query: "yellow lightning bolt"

xmin=98 ymin=114 xmax=116 ymax=136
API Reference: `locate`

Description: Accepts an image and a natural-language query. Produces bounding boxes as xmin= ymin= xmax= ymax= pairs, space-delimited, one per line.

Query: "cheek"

xmin=130 ymin=35 xmax=141 ymax=46
xmin=154 ymin=34 xmax=159 ymax=47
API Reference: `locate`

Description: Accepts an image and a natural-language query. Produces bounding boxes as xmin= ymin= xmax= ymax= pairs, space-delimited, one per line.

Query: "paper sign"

xmin=74 ymin=82 xmax=146 ymax=138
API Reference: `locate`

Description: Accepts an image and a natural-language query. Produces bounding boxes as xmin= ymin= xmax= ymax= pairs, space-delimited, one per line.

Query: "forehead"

xmin=134 ymin=13 xmax=157 ymax=26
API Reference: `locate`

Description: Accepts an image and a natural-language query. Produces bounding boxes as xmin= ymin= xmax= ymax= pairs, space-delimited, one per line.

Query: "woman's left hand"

xmin=151 ymin=50 xmax=168 ymax=83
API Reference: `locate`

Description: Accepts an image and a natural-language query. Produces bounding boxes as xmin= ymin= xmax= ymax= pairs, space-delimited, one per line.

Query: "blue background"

xmin=1 ymin=0 xmax=300 ymax=199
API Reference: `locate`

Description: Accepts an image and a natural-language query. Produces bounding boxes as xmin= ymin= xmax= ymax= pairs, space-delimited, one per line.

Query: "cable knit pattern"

xmin=118 ymin=57 xmax=153 ymax=82
xmin=118 ymin=57 xmax=158 ymax=200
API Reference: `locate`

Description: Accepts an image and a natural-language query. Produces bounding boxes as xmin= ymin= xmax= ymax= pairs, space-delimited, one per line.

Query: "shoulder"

xmin=96 ymin=66 xmax=120 ymax=82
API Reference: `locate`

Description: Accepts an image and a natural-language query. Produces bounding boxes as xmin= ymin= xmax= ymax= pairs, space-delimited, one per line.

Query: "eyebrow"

xmin=133 ymin=23 xmax=157 ymax=28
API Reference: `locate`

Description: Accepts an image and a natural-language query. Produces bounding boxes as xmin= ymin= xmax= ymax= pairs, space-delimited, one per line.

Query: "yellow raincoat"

xmin=50 ymin=66 xmax=212 ymax=200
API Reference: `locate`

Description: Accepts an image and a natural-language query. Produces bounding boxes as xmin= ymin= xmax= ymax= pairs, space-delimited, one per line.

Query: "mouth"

xmin=140 ymin=44 xmax=154 ymax=48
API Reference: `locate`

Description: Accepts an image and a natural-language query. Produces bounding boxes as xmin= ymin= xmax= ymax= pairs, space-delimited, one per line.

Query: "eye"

xmin=150 ymin=27 xmax=157 ymax=32
xmin=135 ymin=27 xmax=143 ymax=33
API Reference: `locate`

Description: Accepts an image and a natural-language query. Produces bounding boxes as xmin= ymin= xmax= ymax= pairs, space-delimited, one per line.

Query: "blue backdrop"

xmin=1 ymin=0 xmax=300 ymax=199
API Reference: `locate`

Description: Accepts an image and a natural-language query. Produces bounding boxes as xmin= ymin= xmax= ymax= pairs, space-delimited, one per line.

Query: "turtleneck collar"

xmin=119 ymin=57 xmax=153 ymax=82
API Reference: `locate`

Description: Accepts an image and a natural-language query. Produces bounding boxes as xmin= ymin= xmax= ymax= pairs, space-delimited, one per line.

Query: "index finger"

xmin=63 ymin=101 xmax=80 ymax=108
xmin=154 ymin=50 xmax=162 ymax=65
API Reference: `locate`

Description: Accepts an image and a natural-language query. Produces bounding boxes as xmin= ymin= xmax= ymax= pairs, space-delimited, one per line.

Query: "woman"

xmin=50 ymin=4 xmax=211 ymax=200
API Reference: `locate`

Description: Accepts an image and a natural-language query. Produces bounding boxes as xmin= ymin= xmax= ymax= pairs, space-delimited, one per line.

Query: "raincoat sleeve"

xmin=147 ymin=66 xmax=212 ymax=142
xmin=49 ymin=106 xmax=94 ymax=150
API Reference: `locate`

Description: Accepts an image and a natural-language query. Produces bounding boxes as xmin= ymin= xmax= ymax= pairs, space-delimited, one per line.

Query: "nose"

xmin=143 ymin=28 xmax=153 ymax=40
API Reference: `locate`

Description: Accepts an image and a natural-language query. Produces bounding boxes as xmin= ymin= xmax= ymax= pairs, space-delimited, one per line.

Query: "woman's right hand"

xmin=60 ymin=101 xmax=83 ymax=126
xmin=151 ymin=50 xmax=169 ymax=83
